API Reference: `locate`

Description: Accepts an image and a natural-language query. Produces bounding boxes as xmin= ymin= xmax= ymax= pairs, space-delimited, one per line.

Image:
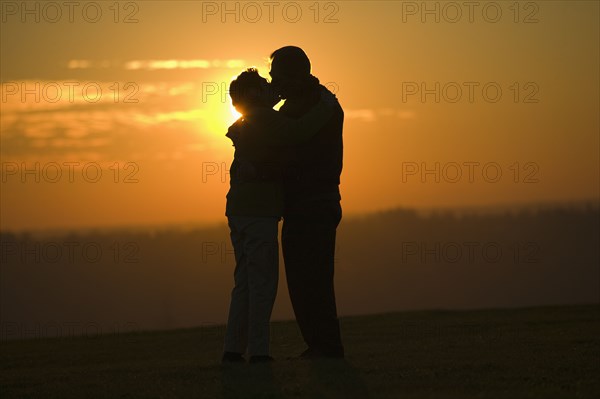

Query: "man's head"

xmin=269 ymin=46 xmax=312 ymax=99
xmin=229 ymin=68 xmax=277 ymax=115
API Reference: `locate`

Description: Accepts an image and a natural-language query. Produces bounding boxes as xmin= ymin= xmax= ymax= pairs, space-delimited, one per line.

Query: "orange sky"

xmin=1 ymin=1 xmax=598 ymax=231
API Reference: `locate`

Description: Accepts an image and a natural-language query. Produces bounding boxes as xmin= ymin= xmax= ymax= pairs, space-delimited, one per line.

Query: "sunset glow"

xmin=1 ymin=1 xmax=598 ymax=231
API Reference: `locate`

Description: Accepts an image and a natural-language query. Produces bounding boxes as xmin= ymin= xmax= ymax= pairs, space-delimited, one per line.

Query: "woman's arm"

xmin=246 ymin=90 xmax=337 ymax=146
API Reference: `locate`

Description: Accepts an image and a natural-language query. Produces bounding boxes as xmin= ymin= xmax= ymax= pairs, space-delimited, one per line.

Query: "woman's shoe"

xmin=222 ymin=351 xmax=245 ymax=363
xmin=249 ymin=355 xmax=274 ymax=364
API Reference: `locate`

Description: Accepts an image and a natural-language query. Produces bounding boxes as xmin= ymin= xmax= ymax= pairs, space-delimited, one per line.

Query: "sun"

xmin=229 ymin=102 xmax=242 ymax=122
xmin=197 ymin=69 xmax=280 ymax=137
xmin=198 ymin=76 xmax=242 ymax=137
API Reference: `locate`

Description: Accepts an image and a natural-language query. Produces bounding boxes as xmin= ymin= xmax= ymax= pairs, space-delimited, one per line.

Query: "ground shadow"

xmin=305 ymin=358 xmax=371 ymax=399
xmin=220 ymin=362 xmax=284 ymax=399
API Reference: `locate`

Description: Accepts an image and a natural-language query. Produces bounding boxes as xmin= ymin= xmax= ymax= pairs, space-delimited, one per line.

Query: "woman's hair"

xmin=229 ymin=68 xmax=267 ymax=104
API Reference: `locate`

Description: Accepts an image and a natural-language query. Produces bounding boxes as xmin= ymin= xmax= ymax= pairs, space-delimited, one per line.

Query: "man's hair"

xmin=270 ymin=46 xmax=311 ymax=78
xmin=229 ymin=68 xmax=266 ymax=104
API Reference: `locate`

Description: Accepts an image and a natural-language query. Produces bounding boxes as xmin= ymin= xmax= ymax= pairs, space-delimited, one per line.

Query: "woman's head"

xmin=229 ymin=68 xmax=277 ymax=114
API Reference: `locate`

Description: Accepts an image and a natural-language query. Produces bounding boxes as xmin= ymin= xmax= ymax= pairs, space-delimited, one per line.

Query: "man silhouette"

xmin=269 ymin=46 xmax=345 ymax=358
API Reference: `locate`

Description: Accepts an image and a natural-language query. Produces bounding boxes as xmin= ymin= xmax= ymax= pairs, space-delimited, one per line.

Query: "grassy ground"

xmin=1 ymin=304 xmax=599 ymax=398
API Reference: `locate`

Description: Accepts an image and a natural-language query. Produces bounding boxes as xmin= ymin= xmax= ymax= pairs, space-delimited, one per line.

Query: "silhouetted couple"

xmin=222 ymin=46 xmax=344 ymax=364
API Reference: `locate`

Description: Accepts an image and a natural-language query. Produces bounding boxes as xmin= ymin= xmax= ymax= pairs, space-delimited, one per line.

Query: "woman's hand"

xmin=320 ymin=89 xmax=338 ymax=107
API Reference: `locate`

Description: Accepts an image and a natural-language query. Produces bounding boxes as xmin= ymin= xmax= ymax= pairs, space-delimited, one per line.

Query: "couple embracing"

xmin=221 ymin=46 xmax=344 ymax=364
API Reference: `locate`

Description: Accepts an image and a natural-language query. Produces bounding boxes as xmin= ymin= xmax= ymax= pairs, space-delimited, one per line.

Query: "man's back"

xmin=279 ymin=82 xmax=344 ymax=204
xmin=278 ymin=81 xmax=345 ymax=357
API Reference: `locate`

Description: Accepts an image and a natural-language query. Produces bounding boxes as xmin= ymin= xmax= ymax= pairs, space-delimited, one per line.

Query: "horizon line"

xmin=1 ymin=197 xmax=598 ymax=237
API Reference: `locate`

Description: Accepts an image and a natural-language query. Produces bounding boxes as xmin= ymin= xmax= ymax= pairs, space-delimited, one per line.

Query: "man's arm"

xmin=246 ymin=90 xmax=336 ymax=146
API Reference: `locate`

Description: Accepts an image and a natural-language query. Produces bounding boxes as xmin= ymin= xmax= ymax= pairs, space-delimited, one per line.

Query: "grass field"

xmin=1 ymin=304 xmax=599 ymax=398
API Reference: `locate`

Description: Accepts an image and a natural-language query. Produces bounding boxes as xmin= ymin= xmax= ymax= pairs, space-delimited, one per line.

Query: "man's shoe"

xmin=298 ymin=348 xmax=318 ymax=359
xmin=321 ymin=348 xmax=345 ymax=359
xmin=296 ymin=347 xmax=344 ymax=359
xmin=249 ymin=355 xmax=274 ymax=364
xmin=222 ymin=351 xmax=245 ymax=363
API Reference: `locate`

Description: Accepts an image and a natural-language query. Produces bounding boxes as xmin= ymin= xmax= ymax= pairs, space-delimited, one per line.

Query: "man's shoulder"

xmin=318 ymin=84 xmax=343 ymax=112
